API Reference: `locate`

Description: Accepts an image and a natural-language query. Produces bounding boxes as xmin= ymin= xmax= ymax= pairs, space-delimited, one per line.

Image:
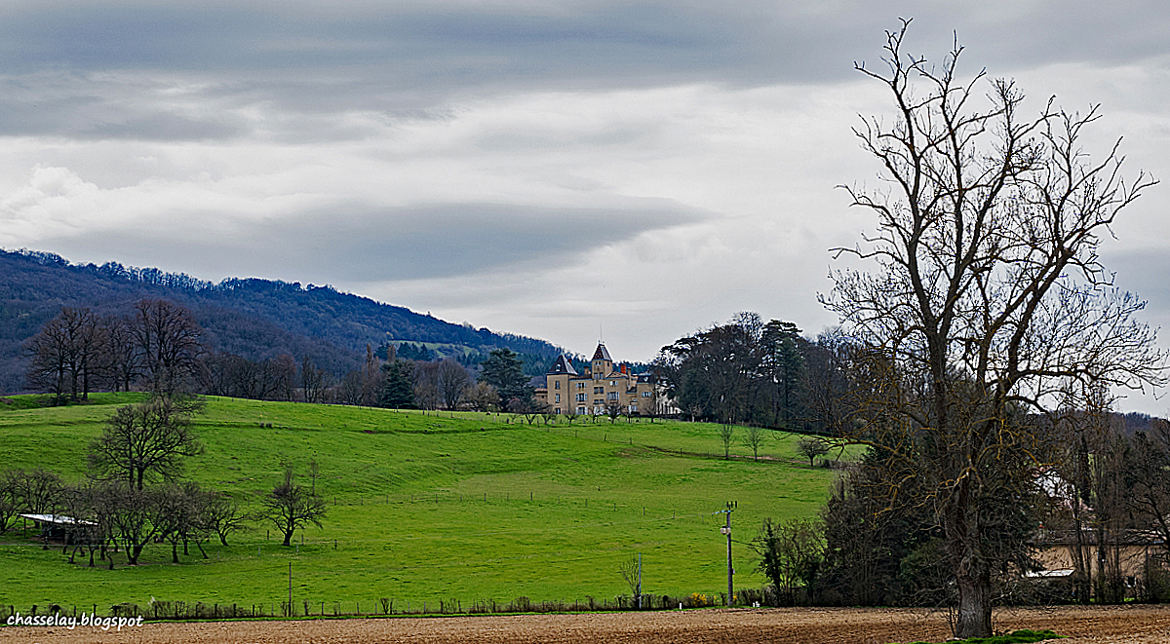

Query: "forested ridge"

xmin=0 ymin=248 xmax=563 ymax=393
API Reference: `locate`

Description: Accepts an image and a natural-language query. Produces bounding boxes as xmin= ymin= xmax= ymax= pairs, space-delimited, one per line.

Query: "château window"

xmin=554 ymin=381 xmax=561 ymax=389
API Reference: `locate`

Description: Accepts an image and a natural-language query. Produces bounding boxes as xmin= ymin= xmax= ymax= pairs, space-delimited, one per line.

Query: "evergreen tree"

xmin=479 ymin=348 xmax=531 ymax=410
xmin=378 ymin=359 xmax=415 ymax=408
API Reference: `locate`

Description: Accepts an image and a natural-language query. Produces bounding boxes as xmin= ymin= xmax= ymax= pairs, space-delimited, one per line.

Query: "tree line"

xmin=24 ymin=297 xmax=556 ymax=414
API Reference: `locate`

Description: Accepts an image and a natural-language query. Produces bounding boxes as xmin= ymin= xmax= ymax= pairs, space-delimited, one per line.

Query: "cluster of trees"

xmin=1045 ymin=399 xmax=1170 ymax=603
xmin=656 ymin=313 xmax=853 ymax=434
xmin=0 ymin=395 xmax=326 ymax=566
xmin=755 ymin=407 xmax=1170 ymax=611
xmin=26 ymin=300 xmax=204 ymax=403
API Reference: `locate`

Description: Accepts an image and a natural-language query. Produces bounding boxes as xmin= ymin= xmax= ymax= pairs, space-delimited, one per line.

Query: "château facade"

xmin=535 ymin=343 xmax=660 ymax=416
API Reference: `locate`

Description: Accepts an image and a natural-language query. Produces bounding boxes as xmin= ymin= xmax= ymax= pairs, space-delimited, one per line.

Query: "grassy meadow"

xmin=0 ymin=393 xmax=841 ymax=613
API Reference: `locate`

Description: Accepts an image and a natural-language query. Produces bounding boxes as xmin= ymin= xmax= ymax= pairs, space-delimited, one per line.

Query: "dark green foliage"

xmin=820 ymin=449 xmax=939 ymax=606
xmin=752 ymin=517 xmax=825 ymax=605
xmin=658 ymin=312 xmax=833 ymax=431
xmin=393 ymin=342 xmax=434 ymax=361
xmin=479 ymin=348 xmax=532 ymax=410
xmin=378 ymin=359 xmax=415 ymax=409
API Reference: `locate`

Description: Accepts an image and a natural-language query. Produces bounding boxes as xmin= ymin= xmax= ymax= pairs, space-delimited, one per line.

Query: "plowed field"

xmin=2 ymin=605 xmax=1169 ymax=643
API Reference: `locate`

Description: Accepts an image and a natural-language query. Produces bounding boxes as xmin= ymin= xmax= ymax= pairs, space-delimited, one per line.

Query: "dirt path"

xmin=1 ymin=605 xmax=1167 ymax=643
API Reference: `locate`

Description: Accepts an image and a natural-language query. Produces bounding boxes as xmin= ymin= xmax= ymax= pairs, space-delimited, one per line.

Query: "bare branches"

xmin=826 ymin=20 xmax=1163 ymax=638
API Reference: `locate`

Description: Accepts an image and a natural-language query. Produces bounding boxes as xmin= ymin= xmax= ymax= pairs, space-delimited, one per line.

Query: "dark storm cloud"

xmin=36 ymin=199 xmax=708 ymax=282
xmin=3 ymin=1 xmax=1167 ymax=141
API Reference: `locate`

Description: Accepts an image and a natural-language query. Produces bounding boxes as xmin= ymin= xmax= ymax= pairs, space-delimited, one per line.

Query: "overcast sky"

xmin=2 ymin=1 xmax=1169 ymax=413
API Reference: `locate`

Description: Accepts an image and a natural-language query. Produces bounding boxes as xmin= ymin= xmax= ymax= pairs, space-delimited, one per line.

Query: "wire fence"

xmin=0 ymin=587 xmax=772 ymax=622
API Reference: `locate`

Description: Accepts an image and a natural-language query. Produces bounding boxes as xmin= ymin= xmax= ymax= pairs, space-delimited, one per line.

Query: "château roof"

xmin=592 ymin=343 xmax=612 ymax=362
xmin=547 ymin=354 xmax=578 ymax=375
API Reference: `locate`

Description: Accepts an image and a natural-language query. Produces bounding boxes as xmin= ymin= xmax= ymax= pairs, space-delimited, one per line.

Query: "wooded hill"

xmin=0 ymin=248 xmax=564 ymax=394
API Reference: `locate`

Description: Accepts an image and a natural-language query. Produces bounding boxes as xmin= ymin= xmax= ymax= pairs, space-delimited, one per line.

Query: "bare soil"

xmin=1 ymin=605 xmax=1168 ymax=643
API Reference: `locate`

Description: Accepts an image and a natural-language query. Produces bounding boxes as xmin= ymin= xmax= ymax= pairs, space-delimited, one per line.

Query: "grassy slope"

xmin=0 ymin=395 xmax=838 ymax=612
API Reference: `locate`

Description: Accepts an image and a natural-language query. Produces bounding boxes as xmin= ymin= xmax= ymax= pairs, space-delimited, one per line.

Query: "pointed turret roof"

xmin=592 ymin=342 xmax=612 ymax=362
xmin=546 ymin=354 xmax=578 ymax=376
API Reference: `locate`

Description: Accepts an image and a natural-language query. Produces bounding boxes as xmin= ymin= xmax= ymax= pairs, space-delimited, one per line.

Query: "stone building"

xmin=535 ymin=342 xmax=661 ymax=416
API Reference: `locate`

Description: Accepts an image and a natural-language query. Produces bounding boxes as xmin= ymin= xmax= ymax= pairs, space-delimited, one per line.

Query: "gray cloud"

xmin=36 ymin=200 xmax=707 ymax=283
xmin=2 ymin=2 xmax=1168 ymax=142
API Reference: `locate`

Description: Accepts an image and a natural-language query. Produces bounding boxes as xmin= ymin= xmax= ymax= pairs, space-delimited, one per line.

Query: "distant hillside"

xmin=0 ymin=248 xmax=564 ymax=393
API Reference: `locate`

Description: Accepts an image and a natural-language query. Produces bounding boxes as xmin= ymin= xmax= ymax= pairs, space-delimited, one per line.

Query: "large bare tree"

xmin=825 ymin=21 xmax=1163 ymax=637
xmin=133 ymin=299 xmax=205 ymax=394
xmin=88 ymin=396 xmax=205 ymax=489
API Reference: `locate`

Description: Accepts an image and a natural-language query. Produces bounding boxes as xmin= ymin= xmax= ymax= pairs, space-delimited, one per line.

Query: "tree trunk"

xmin=947 ymin=479 xmax=993 ymax=639
xmin=283 ymin=530 xmax=293 ymax=547
xmin=955 ymin=567 xmax=992 ymax=638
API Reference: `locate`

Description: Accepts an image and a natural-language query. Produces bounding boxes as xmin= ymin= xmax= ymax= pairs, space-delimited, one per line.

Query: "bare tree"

xmin=437 ymin=358 xmax=471 ymax=410
xmin=133 ymin=299 xmax=205 ymax=395
xmin=202 ymin=491 xmax=246 ymax=547
xmin=88 ymin=396 xmax=204 ymax=489
xmin=101 ymin=314 xmax=140 ymax=392
xmin=412 ymin=360 xmax=440 ymax=410
xmin=262 ymin=464 xmax=327 ymax=547
xmin=605 ymin=400 xmax=622 ymax=424
xmin=25 ymin=307 xmax=105 ymax=403
xmin=825 ymin=21 xmax=1164 ymax=637
xmin=300 ymin=355 xmax=328 ymax=404
xmin=465 ymin=381 xmax=500 ymax=412
xmin=0 ymin=471 xmax=18 ymax=533
xmin=156 ymin=481 xmax=211 ymax=562
xmin=10 ymin=468 xmax=64 ymax=515
xmin=743 ymin=425 xmax=767 ymax=461
xmin=104 ymin=482 xmax=161 ymax=565
xmin=796 ymin=437 xmax=829 ymax=468
xmin=618 ymin=555 xmax=643 ymax=609
xmin=718 ymin=423 xmax=735 ymax=459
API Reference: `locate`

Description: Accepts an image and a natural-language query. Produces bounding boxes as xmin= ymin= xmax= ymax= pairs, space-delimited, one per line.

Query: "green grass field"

xmin=0 ymin=394 xmax=840 ymax=614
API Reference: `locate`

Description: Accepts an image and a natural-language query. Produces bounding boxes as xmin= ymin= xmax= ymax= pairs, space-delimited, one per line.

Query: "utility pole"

xmin=719 ymin=501 xmax=735 ymax=606
xmin=288 ymin=561 xmax=292 ymax=616
xmin=637 ymin=552 xmax=643 ymax=609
